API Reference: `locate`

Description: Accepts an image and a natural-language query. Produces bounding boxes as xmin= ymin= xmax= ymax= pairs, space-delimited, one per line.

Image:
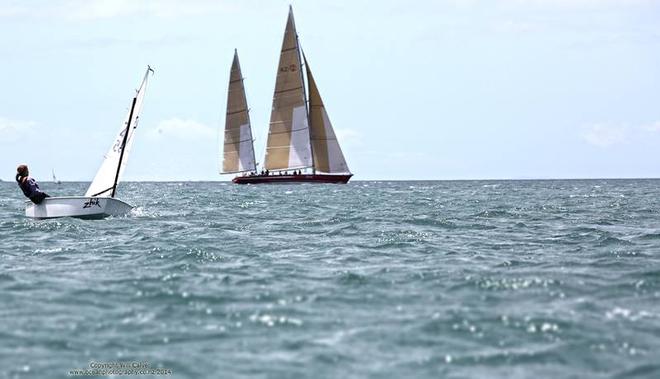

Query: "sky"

xmin=1 ymin=0 xmax=659 ymax=182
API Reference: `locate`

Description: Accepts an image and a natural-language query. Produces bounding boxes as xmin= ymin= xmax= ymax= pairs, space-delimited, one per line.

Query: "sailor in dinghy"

xmin=24 ymin=66 xmax=154 ymax=220
xmin=15 ymin=165 xmax=50 ymax=204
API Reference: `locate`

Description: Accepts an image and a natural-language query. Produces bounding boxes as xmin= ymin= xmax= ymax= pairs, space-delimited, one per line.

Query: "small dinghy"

xmin=25 ymin=196 xmax=133 ymax=220
xmin=26 ymin=66 xmax=154 ymax=219
xmin=52 ymin=169 xmax=61 ymax=184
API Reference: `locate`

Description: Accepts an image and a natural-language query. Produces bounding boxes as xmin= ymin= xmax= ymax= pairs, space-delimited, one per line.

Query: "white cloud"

xmin=2 ymin=0 xmax=655 ymax=21
xmin=53 ymin=0 xmax=234 ymax=20
xmin=582 ymin=124 xmax=626 ymax=147
xmin=335 ymin=128 xmax=362 ymax=145
xmin=499 ymin=0 xmax=654 ymax=7
xmin=494 ymin=20 xmax=540 ymax=33
xmin=65 ymin=0 xmax=134 ymax=20
xmin=147 ymin=118 xmax=215 ymax=140
xmin=0 ymin=0 xmax=240 ymax=20
xmin=642 ymin=121 xmax=660 ymax=132
xmin=0 ymin=117 xmax=37 ymax=142
xmin=443 ymin=0 xmax=655 ymax=7
xmin=0 ymin=3 xmax=26 ymax=18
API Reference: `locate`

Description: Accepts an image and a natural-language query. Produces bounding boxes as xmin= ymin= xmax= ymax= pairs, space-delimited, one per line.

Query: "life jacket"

xmin=16 ymin=174 xmax=40 ymax=198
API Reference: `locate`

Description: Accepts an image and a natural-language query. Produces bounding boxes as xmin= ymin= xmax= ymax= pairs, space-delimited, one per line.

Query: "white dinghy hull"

xmin=25 ymin=197 xmax=133 ymax=220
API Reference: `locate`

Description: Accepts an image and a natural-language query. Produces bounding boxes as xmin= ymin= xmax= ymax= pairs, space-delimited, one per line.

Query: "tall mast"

xmin=291 ymin=6 xmax=315 ymax=174
xmin=263 ymin=5 xmax=314 ymax=172
xmin=238 ymin=49 xmax=258 ymax=172
xmin=110 ymin=96 xmax=137 ymax=198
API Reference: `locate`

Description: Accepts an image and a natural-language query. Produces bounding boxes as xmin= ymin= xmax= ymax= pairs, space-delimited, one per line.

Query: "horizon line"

xmin=2 ymin=177 xmax=660 ymax=183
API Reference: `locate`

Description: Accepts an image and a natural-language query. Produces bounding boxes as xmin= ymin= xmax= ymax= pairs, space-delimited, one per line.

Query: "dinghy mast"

xmin=110 ymin=96 xmax=137 ymax=198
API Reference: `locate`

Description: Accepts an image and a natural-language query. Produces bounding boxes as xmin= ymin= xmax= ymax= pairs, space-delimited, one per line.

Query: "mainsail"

xmin=305 ymin=55 xmax=350 ymax=174
xmin=222 ymin=50 xmax=256 ymax=174
xmin=85 ymin=66 xmax=153 ymax=197
xmin=264 ymin=6 xmax=313 ymax=171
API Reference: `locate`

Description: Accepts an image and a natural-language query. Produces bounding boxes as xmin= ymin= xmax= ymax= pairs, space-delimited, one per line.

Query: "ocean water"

xmin=1 ymin=179 xmax=660 ymax=378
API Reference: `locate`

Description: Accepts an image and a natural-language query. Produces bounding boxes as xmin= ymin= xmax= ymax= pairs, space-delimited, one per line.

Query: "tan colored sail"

xmin=264 ymin=6 xmax=313 ymax=170
xmin=305 ymin=56 xmax=350 ymax=174
xmin=222 ymin=50 xmax=256 ymax=174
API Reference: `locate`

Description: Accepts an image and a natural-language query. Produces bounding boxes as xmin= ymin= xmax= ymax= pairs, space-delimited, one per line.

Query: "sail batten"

xmin=222 ymin=50 xmax=257 ymax=174
xmin=274 ymin=86 xmax=304 ymax=94
xmin=224 ymin=137 xmax=254 ymax=143
xmin=226 ymin=109 xmax=248 ymax=116
xmin=85 ymin=67 xmax=152 ymax=198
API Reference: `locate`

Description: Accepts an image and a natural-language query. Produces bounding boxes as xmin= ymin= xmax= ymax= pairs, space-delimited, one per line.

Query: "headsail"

xmin=85 ymin=66 xmax=153 ymax=197
xmin=264 ymin=6 xmax=313 ymax=171
xmin=305 ymin=55 xmax=351 ymax=174
xmin=222 ymin=50 xmax=256 ymax=174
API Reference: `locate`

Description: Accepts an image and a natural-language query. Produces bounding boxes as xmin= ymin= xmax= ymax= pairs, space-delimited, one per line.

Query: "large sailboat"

xmin=228 ymin=7 xmax=352 ymax=184
xmin=25 ymin=66 xmax=154 ymax=219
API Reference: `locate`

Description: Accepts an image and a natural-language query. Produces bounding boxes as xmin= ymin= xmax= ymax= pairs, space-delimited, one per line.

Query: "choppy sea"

xmin=1 ymin=180 xmax=660 ymax=378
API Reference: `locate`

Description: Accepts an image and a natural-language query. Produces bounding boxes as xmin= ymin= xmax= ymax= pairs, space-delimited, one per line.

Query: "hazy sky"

xmin=1 ymin=0 xmax=659 ymax=181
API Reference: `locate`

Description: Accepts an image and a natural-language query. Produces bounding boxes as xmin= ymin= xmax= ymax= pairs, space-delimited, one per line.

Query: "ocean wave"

xmin=2 ymin=180 xmax=660 ymax=378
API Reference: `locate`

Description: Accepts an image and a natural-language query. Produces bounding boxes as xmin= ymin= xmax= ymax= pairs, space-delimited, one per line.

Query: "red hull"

xmin=232 ymin=174 xmax=352 ymax=184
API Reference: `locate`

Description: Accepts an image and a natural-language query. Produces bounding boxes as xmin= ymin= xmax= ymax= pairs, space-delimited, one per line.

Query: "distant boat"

xmin=227 ymin=7 xmax=352 ymax=184
xmin=52 ymin=169 xmax=61 ymax=184
xmin=25 ymin=66 xmax=154 ymax=219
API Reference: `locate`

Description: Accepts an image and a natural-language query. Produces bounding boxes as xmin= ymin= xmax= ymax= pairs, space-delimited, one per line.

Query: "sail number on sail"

xmin=280 ymin=64 xmax=298 ymax=72
xmin=112 ymin=127 xmax=128 ymax=153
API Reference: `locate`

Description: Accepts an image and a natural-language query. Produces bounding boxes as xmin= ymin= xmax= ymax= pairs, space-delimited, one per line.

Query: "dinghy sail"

xmin=52 ymin=169 xmax=61 ymax=184
xmin=25 ymin=66 xmax=154 ymax=219
xmin=86 ymin=66 xmax=153 ymax=198
xmin=230 ymin=6 xmax=352 ymax=184
xmin=221 ymin=50 xmax=257 ymax=174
